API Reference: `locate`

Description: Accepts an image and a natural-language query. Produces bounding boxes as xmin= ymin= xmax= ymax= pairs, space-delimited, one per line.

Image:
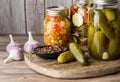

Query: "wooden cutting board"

xmin=24 ymin=53 xmax=120 ymax=79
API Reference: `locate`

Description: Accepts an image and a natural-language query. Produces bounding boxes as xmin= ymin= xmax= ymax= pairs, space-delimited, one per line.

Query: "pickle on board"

xmin=69 ymin=42 xmax=88 ymax=66
xmin=57 ymin=51 xmax=75 ymax=64
xmin=98 ymin=11 xmax=115 ymax=39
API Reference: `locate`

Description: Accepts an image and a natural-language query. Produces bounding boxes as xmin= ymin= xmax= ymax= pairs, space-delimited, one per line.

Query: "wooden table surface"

xmin=0 ymin=34 xmax=120 ymax=82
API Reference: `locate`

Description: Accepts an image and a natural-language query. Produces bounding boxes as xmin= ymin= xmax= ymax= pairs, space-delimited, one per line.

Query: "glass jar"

xmin=88 ymin=0 xmax=120 ymax=60
xmin=70 ymin=0 xmax=93 ymax=51
xmin=44 ymin=6 xmax=71 ymax=48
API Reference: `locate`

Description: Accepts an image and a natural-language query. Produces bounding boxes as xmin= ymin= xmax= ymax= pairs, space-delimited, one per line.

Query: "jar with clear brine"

xmin=88 ymin=0 xmax=120 ymax=60
xmin=70 ymin=0 xmax=93 ymax=51
xmin=44 ymin=6 xmax=71 ymax=48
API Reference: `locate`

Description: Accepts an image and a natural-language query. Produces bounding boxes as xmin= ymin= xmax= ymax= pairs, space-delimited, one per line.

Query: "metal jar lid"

xmin=46 ymin=6 xmax=68 ymax=16
xmin=93 ymin=0 xmax=118 ymax=5
xmin=79 ymin=0 xmax=93 ymax=4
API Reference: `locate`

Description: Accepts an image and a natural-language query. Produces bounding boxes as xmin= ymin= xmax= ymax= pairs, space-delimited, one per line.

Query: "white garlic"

xmin=4 ymin=47 xmax=23 ymax=63
xmin=24 ymin=32 xmax=40 ymax=54
xmin=4 ymin=34 xmax=23 ymax=64
xmin=102 ymin=52 xmax=109 ymax=60
xmin=6 ymin=34 xmax=20 ymax=52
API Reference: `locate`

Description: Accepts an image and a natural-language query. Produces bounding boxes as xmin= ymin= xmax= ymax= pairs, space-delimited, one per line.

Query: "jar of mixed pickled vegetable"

xmin=44 ymin=6 xmax=71 ymax=48
xmin=70 ymin=0 xmax=92 ymax=51
xmin=88 ymin=0 xmax=120 ymax=60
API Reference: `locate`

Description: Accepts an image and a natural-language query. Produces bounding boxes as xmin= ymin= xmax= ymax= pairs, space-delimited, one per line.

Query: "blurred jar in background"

xmin=70 ymin=0 xmax=93 ymax=51
xmin=44 ymin=6 xmax=71 ymax=48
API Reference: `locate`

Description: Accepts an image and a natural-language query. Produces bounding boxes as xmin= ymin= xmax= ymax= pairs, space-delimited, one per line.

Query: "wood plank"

xmin=24 ymin=53 xmax=120 ymax=79
xmin=72 ymin=0 xmax=80 ymax=4
xmin=45 ymin=0 xmax=72 ymax=13
xmin=0 ymin=34 xmax=44 ymax=51
xmin=0 ymin=36 xmax=120 ymax=82
xmin=0 ymin=0 xmax=25 ymax=34
xmin=25 ymin=0 xmax=44 ymax=34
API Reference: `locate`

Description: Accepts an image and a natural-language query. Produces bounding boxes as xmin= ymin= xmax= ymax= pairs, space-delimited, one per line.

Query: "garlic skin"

xmin=24 ymin=32 xmax=40 ymax=54
xmin=6 ymin=34 xmax=20 ymax=52
xmin=4 ymin=47 xmax=23 ymax=64
xmin=4 ymin=34 xmax=24 ymax=64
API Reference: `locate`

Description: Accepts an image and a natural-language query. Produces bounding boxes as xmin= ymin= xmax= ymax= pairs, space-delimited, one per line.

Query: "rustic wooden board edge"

xmin=24 ymin=54 xmax=120 ymax=79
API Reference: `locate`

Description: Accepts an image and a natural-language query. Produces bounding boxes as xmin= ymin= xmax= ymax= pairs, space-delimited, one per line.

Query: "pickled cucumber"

xmin=94 ymin=31 xmax=106 ymax=53
xmin=112 ymin=10 xmax=120 ymax=29
xmin=57 ymin=51 xmax=75 ymax=64
xmin=72 ymin=36 xmax=78 ymax=43
xmin=108 ymin=10 xmax=120 ymax=59
xmin=90 ymin=31 xmax=106 ymax=59
xmin=90 ymin=39 xmax=101 ymax=59
xmin=108 ymin=28 xmax=120 ymax=59
xmin=103 ymin=9 xmax=116 ymax=22
xmin=98 ymin=11 xmax=115 ymax=39
xmin=69 ymin=42 xmax=87 ymax=66
xmin=88 ymin=8 xmax=94 ymax=25
xmin=88 ymin=25 xmax=95 ymax=48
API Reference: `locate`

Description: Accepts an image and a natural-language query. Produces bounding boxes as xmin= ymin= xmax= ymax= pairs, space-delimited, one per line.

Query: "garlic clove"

xmin=24 ymin=32 xmax=40 ymax=54
xmin=6 ymin=34 xmax=20 ymax=52
xmin=102 ymin=52 xmax=109 ymax=60
xmin=4 ymin=47 xmax=23 ymax=64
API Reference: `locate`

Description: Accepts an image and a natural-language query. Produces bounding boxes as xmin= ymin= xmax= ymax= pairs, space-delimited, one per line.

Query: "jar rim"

xmin=78 ymin=0 xmax=93 ymax=4
xmin=93 ymin=0 xmax=118 ymax=5
xmin=46 ymin=6 xmax=68 ymax=16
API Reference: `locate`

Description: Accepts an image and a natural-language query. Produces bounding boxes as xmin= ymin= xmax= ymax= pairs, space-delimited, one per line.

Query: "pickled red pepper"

xmin=44 ymin=15 xmax=71 ymax=47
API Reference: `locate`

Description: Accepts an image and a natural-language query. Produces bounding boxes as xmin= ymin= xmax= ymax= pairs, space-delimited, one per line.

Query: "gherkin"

xmin=98 ymin=11 xmax=115 ymax=39
xmin=103 ymin=9 xmax=116 ymax=22
xmin=57 ymin=51 xmax=75 ymax=64
xmin=88 ymin=25 xmax=95 ymax=49
xmin=90 ymin=31 xmax=106 ymax=59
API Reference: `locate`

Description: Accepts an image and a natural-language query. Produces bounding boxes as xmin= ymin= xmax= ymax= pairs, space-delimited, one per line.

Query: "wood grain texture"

xmin=44 ymin=0 xmax=73 ymax=15
xmin=0 ymin=34 xmax=44 ymax=51
xmin=0 ymin=0 xmax=120 ymax=34
xmin=25 ymin=0 xmax=44 ymax=34
xmin=72 ymin=0 xmax=80 ymax=4
xmin=0 ymin=35 xmax=120 ymax=82
xmin=0 ymin=0 xmax=25 ymax=34
xmin=24 ymin=53 xmax=120 ymax=79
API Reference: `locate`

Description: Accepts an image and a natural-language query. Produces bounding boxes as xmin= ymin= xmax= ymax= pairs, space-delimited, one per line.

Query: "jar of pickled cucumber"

xmin=44 ymin=6 xmax=71 ymax=48
xmin=88 ymin=0 xmax=120 ymax=60
xmin=70 ymin=0 xmax=93 ymax=51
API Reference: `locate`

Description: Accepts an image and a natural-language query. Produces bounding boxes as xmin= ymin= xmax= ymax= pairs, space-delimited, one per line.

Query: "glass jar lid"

xmin=93 ymin=0 xmax=118 ymax=5
xmin=46 ymin=6 xmax=68 ymax=16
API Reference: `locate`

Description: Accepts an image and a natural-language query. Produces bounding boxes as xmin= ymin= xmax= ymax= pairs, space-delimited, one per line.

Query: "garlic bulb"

xmin=24 ymin=32 xmax=40 ymax=54
xmin=4 ymin=34 xmax=23 ymax=64
xmin=4 ymin=47 xmax=23 ymax=63
xmin=6 ymin=34 xmax=20 ymax=52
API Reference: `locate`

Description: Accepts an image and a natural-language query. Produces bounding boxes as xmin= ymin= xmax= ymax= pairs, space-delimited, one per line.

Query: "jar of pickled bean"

xmin=44 ymin=6 xmax=71 ymax=48
xmin=88 ymin=0 xmax=120 ymax=60
xmin=70 ymin=0 xmax=93 ymax=51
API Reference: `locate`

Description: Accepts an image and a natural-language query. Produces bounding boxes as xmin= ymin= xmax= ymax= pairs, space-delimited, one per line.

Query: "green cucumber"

xmin=69 ymin=42 xmax=87 ymax=66
xmin=98 ymin=11 xmax=115 ymax=39
xmin=57 ymin=51 xmax=75 ymax=64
